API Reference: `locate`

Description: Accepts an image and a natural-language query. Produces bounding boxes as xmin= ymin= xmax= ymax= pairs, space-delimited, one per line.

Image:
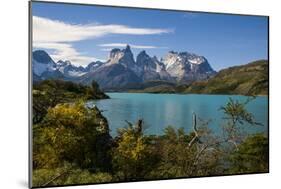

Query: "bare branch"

xmin=188 ymin=112 xmax=199 ymax=148
xmin=41 ymin=169 xmax=70 ymax=187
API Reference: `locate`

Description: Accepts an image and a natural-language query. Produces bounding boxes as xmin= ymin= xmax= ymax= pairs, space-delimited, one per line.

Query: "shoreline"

xmin=103 ymin=91 xmax=269 ymax=97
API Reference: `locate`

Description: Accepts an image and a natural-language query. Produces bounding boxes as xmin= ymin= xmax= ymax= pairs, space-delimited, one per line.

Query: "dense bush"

xmin=33 ymin=101 xmax=112 ymax=169
xmin=33 ymin=162 xmax=113 ymax=187
xmin=32 ymin=80 xmax=109 ymax=124
xmin=228 ymin=134 xmax=269 ymax=174
xmin=112 ymin=123 xmax=160 ymax=181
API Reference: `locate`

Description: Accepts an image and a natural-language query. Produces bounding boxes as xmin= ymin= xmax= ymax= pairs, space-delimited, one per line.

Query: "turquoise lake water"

xmin=88 ymin=93 xmax=268 ymax=136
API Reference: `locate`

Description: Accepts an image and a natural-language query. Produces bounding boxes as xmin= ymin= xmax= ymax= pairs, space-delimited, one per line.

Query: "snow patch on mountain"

xmin=33 ymin=46 xmax=216 ymax=87
xmin=32 ymin=50 xmax=56 ymax=76
xmin=162 ymin=51 xmax=215 ymax=81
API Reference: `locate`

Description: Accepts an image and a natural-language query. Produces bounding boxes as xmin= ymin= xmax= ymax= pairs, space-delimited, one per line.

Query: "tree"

xmin=228 ymin=134 xmax=269 ymax=174
xmin=32 ymin=80 xmax=109 ymax=125
xmin=112 ymin=120 xmax=158 ymax=181
xmin=33 ymin=101 xmax=112 ymax=171
xmin=150 ymin=126 xmax=196 ymax=178
xmin=219 ymin=97 xmax=262 ymax=149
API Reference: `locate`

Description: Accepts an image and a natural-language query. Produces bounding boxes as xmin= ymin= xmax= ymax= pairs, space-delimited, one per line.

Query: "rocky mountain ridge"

xmin=32 ymin=45 xmax=216 ymax=89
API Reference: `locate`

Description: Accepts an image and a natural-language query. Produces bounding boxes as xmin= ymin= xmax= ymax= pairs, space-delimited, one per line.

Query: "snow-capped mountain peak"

xmin=55 ymin=60 xmax=87 ymax=77
xmin=57 ymin=60 xmax=71 ymax=67
xmin=33 ymin=48 xmax=216 ymax=87
xmin=32 ymin=50 xmax=56 ymax=76
xmin=32 ymin=51 xmax=88 ymax=80
xmin=162 ymin=51 xmax=216 ymax=81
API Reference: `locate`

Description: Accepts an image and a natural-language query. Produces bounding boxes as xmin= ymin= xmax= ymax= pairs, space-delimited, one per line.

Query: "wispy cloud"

xmin=33 ymin=16 xmax=172 ymax=65
xmin=33 ymin=42 xmax=104 ymax=66
xmin=99 ymin=43 xmax=168 ymax=51
xmin=33 ymin=16 xmax=172 ymax=43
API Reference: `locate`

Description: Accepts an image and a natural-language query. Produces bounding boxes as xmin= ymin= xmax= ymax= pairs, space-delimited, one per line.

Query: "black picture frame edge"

xmin=267 ymin=16 xmax=270 ymax=177
xmin=28 ymin=1 xmax=270 ymax=188
xmin=28 ymin=1 xmax=33 ymax=189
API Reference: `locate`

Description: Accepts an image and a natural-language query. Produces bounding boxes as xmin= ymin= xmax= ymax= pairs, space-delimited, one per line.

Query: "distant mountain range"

xmin=32 ymin=45 xmax=268 ymax=95
xmin=32 ymin=45 xmax=216 ymax=89
xmin=127 ymin=60 xmax=268 ymax=96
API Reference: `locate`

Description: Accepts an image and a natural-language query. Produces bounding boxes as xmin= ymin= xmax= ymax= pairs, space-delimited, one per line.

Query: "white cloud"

xmin=100 ymin=48 xmax=115 ymax=52
xmin=33 ymin=16 xmax=172 ymax=43
xmin=33 ymin=42 xmax=104 ymax=66
xmin=33 ymin=16 xmax=172 ymax=65
xmin=99 ymin=43 xmax=168 ymax=50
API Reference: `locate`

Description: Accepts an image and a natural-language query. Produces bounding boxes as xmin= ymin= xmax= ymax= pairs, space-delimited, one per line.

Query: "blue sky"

xmin=32 ymin=1 xmax=268 ymax=70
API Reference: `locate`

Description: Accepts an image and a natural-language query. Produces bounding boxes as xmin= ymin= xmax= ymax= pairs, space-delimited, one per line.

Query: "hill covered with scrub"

xmin=183 ymin=60 xmax=268 ymax=95
xmin=127 ymin=60 xmax=268 ymax=96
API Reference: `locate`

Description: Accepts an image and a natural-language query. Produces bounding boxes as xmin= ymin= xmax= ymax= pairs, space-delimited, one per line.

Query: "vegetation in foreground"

xmin=32 ymin=80 xmax=269 ymax=187
xmin=32 ymin=79 xmax=108 ymax=124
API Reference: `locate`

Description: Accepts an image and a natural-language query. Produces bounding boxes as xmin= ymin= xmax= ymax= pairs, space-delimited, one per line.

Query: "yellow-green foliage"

xmin=32 ymin=79 xmax=109 ymax=124
xmin=115 ymin=130 xmax=146 ymax=161
xmin=112 ymin=125 xmax=151 ymax=180
xmin=33 ymin=101 xmax=112 ymax=171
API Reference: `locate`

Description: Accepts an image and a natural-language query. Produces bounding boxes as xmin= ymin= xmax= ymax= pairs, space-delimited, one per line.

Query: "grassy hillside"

xmin=184 ymin=60 xmax=268 ymax=95
xmin=128 ymin=60 xmax=268 ymax=96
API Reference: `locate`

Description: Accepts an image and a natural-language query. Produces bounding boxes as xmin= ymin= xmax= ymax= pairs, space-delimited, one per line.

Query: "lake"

xmin=88 ymin=93 xmax=268 ymax=136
